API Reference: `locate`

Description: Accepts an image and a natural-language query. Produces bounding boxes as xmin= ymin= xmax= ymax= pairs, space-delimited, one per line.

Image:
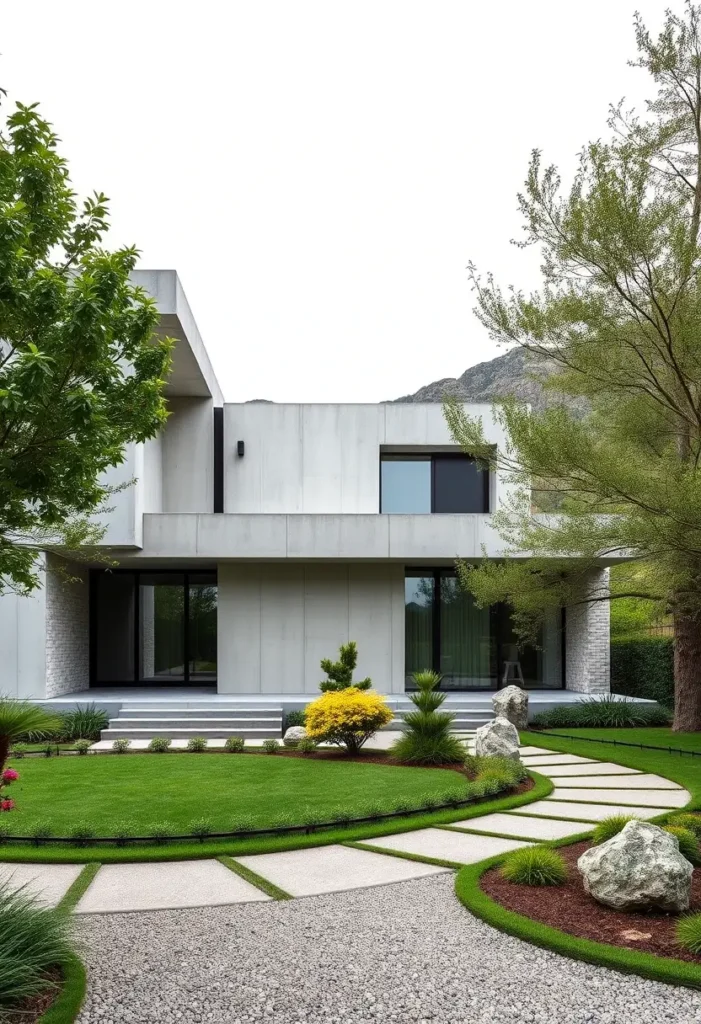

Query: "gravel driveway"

xmin=76 ymin=874 xmax=701 ymax=1024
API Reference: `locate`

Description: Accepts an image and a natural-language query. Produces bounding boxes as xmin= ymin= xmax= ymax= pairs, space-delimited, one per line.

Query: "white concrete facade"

xmin=0 ymin=271 xmax=612 ymax=701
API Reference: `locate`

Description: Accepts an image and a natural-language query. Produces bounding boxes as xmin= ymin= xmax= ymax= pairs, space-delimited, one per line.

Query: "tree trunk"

xmin=673 ymin=611 xmax=701 ymax=731
xmin=0 ymin=736 xmax=9 ymax=775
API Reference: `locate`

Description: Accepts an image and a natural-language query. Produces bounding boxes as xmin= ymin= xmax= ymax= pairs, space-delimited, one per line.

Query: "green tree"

xmin=445 ymin=3 xmax=701 ymax=732
xmin=0 ymin=95 xmax=172 ymax=593
xmin=319 ymin=641 xmax=371 ymax=692
xmin=390 ymin=670 xmax=465 ymax=765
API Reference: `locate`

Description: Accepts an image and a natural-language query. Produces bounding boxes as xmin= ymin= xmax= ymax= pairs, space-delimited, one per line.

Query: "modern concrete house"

xmin=0 ymin=271 xmax=611 ymax=737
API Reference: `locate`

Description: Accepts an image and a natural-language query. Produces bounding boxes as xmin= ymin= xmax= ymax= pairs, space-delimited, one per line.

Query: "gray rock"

xmin=577 ymin=820 xmax=693 ymax=912
xmin=474 ymin=718 xmax=520 ymax=761
xmin=492 ymin=686 xmax=529 ymax=730
xmin=283 ymin=726 xmax=307 ymax=748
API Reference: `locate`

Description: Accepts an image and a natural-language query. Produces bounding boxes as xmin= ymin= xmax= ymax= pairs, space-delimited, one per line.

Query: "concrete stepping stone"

xmin=0 ymin=862 xmax=84 ymax=908
xmin=510 ymin=800 xmax=661 ymax=823
xmin=74 ymin=859 xmax=270 ymax=914
xmin=517 ymin=754 xmax=597 ymax=766
xmin=449 ymin=812 xmax=585 ymax=841
xmin=551 ymin=773 xmax=682 ymax=789
xmin=236 ymin=844 xmax=448 ymax=897
xmin=359 ymin=827 xmax=530 ymax=864
xmin=550 ymin=787 xmax=690 ymax=809
xmin=534 ymin=762 xmax=642 ymax=777
xmin=518 ymin=746 xmax=559 ymax=756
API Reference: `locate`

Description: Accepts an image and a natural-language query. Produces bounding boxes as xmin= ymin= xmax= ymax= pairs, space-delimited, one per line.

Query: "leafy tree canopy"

xmin=445 ymin=3 xmax=701 ymax=729
xmin=0 ymin=95 xmax=172 ymax=593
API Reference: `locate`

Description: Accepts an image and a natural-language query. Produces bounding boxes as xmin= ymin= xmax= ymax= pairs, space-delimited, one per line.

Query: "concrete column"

xmin=565 ymin=568 xmax=610 ymax=694
xmin=45 ymin=554 xmax=90 ymax=697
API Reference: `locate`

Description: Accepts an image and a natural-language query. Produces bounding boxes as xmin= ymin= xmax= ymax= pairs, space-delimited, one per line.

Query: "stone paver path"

xmin=0 ymin=736 xmax=692 ymax=913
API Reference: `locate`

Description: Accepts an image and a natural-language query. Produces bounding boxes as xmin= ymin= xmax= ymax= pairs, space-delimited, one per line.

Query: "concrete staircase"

xmin=100 ymin=703 xmax=283 ymax=743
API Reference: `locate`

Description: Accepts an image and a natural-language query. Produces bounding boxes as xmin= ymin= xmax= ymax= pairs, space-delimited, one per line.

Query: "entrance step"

xmin=100 ymin=704 xmax=283 ymax=743
xmin=101 ymin=727 xmax=281 ymax=740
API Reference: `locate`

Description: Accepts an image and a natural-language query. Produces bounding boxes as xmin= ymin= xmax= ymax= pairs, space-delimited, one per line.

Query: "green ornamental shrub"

xmin=149 ymin=821 xmax=178 ymax=844
xmin=224 ymin=735 xmax=245 ymax=753
xmin=69 ymin=821 xmax=96 ymax=847
xmin=391 ymin=671 xmax=465 ymax=765
xmin=190 ymin=817 xmax=214 ymax=842
xmin=41 ymin=742 xmax=55 ymax=757
xmin=231 ymin=816 xmax=256 ymax=833
xmin=0 ymin=879 xmax=73 ymax=1011
xmin=664 ymin=825 xmax=701 ymax=865
xmin=28 ymin=822 xmax=53 ymax=846
xmin=668 ymin=813 xmax=701 ymax=838
xmin=283 ymin=709 xmax=307 ymax=729
xmin=59 ymin=703 xmax=109 ymax=741
xmin=112 ymin=738 xmax=131 ymax=754
xmin=186 ymin=736 xmax=207 ymax=753
xmin=470 ymin=755 xmax=528 ymax=787
xmin=610 ymin=636 xmax=674 ymax=708
xmin=677 ymin=912 xmax=701 ymax=954
xmin=319 ymin=640 xmax=372 ymax=692
xmin=112 ymin=820 xmax=138 ymax=846
xmin=0 ymin=821 xmax=11 ymax=844
xmin=531 ymin=694 xmax=671 ymax=729
xmin=74 ymin=739 xmax=91 ymax=755
xmin=10 ymin=743 xmax=28 ymax=759
xmin=262 ymin=739 xmax=280 ymax=754
xmin=501 ymin=847 xmax=568 ymax=886
xmin=331 ymin=807 xmax=353 ymax=824
xmin=296 ymin=737 xmax=317 ymax=753
xmin=148 ymin=736 xmax=172 ymax=753
xmin=592 ymin=815 xmax=637 ymax=844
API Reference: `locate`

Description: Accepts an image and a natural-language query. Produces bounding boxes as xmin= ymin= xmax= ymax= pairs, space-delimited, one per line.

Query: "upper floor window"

xmin=380 ymin=454 xmax=489 ymax=514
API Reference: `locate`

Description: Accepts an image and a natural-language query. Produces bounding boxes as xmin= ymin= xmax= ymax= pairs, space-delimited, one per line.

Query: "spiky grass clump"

xmin=190 ymin=817 xmax=214 ymax=842
xmin=149 ymin=821 xmax=178 ymax=844
xmin=0 ymin=879 xmax=73 ymax=1010
xmin=677 ymin=912 xmax=701 ymax=954
xmin=531 ymin=695 xmax=671 ymax=729
xmin=664 ymin=825 xmax=701 ymax=865
xmin=501 ymin=846 xmax=568 ymax=886
xmin=592 ymin=815 xmax=637 ymax=845
xmin=58 ymin=703 xmax=109 ymax=741
xmin=391 ymin=671 xmax=465 ymax=765
xmin=668 ymin=813 xmax=701 ymax=838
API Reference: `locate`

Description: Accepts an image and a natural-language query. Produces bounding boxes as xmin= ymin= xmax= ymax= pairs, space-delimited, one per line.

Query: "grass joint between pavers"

xmin=217 ymin=855 xmax=293 ymax=900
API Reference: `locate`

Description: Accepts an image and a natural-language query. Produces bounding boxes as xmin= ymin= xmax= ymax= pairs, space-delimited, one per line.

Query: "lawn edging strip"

xmin=454 ymin=854 xmax=701 ymax=990
xmin=56 ymin=863 xmax=101 ymax=914
xmin=342 ymin=840 xmax=463 ymax=871
xmin=36 ymin=953 xmax=86 ymax=1024
xmin=0 ymin=772 xmax=553 ymax=863
xmin=218 ymin=855 xmax=293 ymax=900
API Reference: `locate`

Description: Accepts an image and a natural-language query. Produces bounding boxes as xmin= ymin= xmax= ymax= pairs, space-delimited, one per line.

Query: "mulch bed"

xmin=482 ymin=840 xmax=701 ymax=964
xmin=4 ymin=969 xmax=61 ymax=1024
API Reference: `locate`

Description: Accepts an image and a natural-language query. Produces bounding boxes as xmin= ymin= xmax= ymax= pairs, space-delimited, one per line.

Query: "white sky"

xmin=2 ymin=0 xmax=671 ymax=402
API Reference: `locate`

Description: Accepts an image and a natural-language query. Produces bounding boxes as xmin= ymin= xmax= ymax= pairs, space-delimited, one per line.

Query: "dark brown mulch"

xmin=4 ymin=970 xmax=61 ymax=1024
xmin=482 ymin=840 xmax=701 ymax=963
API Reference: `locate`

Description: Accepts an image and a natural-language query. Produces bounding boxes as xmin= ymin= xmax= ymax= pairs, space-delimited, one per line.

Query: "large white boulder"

xmin=492 ymin=685 xmax=529 ymax=730
xmin=283 ymin=726 xmax=307 ymax=748
xmin=474 ymin=717 xmax=520 ymax=761
xmin=577 ymin=820 xmax=693 ymax=912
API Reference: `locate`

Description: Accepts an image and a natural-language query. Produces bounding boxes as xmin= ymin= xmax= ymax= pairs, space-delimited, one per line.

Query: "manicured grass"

xmin=521 ymin=730 xmax=700 ymax=809
xmin=218 ymin=855 xmax=293 ymax=900
xmin=4 ymin=753 xmax=458 ymax=837
xmin=536 ymin=727 xmax=701 ymax=754
xmin=36 ymin=954 xmax=86 ymax=1024
xmin=0 ymin=771 xmax=553 ymax=863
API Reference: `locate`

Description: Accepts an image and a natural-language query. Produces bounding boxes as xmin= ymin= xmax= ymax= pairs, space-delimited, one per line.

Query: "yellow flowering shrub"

xmin=304 ymin=687 xmax=393 ymax=754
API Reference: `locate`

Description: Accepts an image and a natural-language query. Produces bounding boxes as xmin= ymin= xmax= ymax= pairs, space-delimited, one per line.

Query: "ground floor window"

xmin=404 ymin=569 xmax=562 ymax=690
xmin=92 ymin=569 xmax=217 ymax=685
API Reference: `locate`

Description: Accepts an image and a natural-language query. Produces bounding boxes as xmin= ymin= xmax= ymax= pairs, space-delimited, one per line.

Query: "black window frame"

xmin=89 ymin=567 xmax=217 ymax=687
xmin=380 ymin=453 xmax=489 ymax=514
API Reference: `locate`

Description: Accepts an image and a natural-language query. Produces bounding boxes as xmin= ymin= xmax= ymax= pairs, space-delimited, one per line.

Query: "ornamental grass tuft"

xmin=592 ymin=815 xmax=637 ymax=844
xmin=677 ymin=912 xmax=701 ymax=954
xmin=501 ymin=846 xmax=568 ymax=886
xmin=664 ymin=825 xmax=701 ymax=865
xmin=390 ymin=671 xmax=465 ymax=765
xmin=149 ymin=821 xmax=178 ymax=844
xmin=0 ymin=879 xmax=73 ymax=1011
xmin=668 ymin=812 xmax=701 ymax=838
xmin=190 ymin=817 xmax=214 ymax=841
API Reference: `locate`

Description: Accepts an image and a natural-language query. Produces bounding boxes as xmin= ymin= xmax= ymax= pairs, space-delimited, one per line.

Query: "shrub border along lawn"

xmin=452 ymin=729 xmax=701 ymax=990
xmin=0 ymin=772 xmax=554 ymax=864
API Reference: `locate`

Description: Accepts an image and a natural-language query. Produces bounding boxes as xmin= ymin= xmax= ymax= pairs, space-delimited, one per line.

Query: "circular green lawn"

xmin=5 ymin=753 xmax=462 ymax=837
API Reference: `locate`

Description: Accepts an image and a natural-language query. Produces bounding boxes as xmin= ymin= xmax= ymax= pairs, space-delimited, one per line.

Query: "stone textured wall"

xmin=565 ymin=568 xmax=611 ymax=694
xmin=45 ymin=555 xmax=90 ymax=697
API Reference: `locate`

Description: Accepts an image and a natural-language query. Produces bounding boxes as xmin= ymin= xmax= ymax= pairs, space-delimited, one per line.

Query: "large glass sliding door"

xmin=404 ymin=568 xmax=562 ymax=690
xmin=91 ymin=570 xmax=217 ymax=686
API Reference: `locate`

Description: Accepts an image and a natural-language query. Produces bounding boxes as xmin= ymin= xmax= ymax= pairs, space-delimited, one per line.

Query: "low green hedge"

xmin=455 ymin=854 xmax=701 ymax=989
xmin=611 ymin=636 xmax=674 ymax=708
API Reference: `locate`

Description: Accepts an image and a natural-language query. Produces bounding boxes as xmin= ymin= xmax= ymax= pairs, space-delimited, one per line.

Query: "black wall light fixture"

xmin=237 ymin=440 xmax=245 ymax=457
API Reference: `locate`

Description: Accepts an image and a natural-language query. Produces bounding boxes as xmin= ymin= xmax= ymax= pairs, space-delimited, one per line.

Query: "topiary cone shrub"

xmin=304 ymin=687 xmax=393 ymax=754
xmin=391 ymin=671 xmax=465 ymax=765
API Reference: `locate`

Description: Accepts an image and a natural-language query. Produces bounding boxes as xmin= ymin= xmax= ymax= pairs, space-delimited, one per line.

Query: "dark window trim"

xmin=213 ymin=407 xmax=224 ymax=513
xmin=405 ymin=567 xmax=565 ymax=692
xmin=90 ymin=568 xmax=217 ymax=688
xmin=380 ymin=453 xmax=489 ymax=514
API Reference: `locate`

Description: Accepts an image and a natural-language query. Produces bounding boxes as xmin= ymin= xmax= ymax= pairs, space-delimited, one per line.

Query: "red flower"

xmin=1 ymin=799 xmax=15 ymax=811
xmin=2 ymin=768 xmax=19 ymax=783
